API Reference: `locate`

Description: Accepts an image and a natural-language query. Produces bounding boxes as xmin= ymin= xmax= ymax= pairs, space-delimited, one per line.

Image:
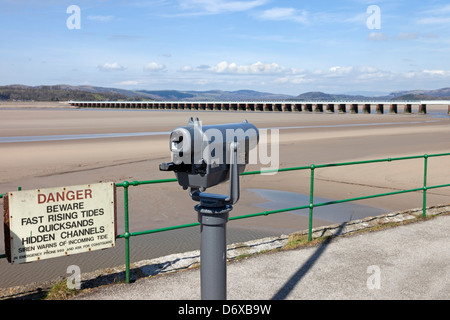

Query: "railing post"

xmin=309 ymin=165 xmax=316 ymax=242
xmin=423 ymin=155 xmax=428 ymax=218
xmin=122 ymin=181 xmax=131 ymax=283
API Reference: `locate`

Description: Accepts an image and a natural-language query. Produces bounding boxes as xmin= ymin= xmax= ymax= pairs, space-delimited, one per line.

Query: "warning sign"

xmin=3 ymin=182 xmax=116 ymax=264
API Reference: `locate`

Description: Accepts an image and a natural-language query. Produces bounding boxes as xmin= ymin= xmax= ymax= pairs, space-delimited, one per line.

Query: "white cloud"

xmin=328 ymin=66 xmax=353 ymax=74
xmin=98 ymin=62 xmax=126 ymax=72
xmin=178 ymin=0 xmax=267 ymax=15
xmin=423 ymin=69 xmax=448 ymax=76
xmin=256 ymin=8 xmax=378 ymax=27
xmin=87 ymin=15 xmax=115 ymax=22
xmin=359 ymin=66 xmax=378 ymax=73
xmin=180 ymin=65 xmax=196 ymax=72
xmin=403 ymin=72 xmax=417 ymax=79
xmin=324 ymin=66 xmax=356 ymax=79
xmin=274 ymin=74 xmax=312 ymax=84
xmin=174 ymin=61 xmax=450 ymax=93
xmin=342 ymin=12 xmax=367 ymax=24
xmin=417 ymin=4 xmax=450 ymax=25
xmin=395 ymin=32 xmax=419 ymax=40
xmin=367 ymin=32 xmax=387 ymax=41
xmin=116 ymin=80 xmax=140 ymax=86
xmin=182 ymin=61 xmax=287 ymax=74
xmin=357 ymin=71 xmax=393 ymax=81
xmin=422 ymin=4 xmax=450 ymax=15
xmin=273 ymin=77 xmax=289 ymax=84
xmin=213 ymin=61 xmax=285 ymax=74
xmin=423 ymin=33 xmax=439 ymax=39
xmin=417 ymin=17 xmax=450 ymax=25
xmin=271 ymin=66 xmax=399 ymax=86
xmin=257 ymin=7 xmax=308 ymax=24
xmin=143 ymin=62 xmax=166 ymax=72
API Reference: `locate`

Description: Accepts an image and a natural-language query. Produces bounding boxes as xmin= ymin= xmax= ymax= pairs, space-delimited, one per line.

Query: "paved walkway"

xmin=74 ymin=215 xmax=450 ymax=300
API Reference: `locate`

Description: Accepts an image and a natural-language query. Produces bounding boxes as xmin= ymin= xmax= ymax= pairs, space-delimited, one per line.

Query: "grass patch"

xmin=283 ymin=234 xmax=328 ymax=250
xmin=44 ymin=280 xmax=79 ymax=300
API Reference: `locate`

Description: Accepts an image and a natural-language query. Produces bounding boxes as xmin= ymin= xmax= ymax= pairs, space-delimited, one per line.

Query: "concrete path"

xmin=74 ymin=214 xmax=450 ymax=300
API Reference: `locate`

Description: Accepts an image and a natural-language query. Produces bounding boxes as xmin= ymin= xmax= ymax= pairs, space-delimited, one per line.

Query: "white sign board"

xmin=3 ymin=182 xmax=116 ymax=264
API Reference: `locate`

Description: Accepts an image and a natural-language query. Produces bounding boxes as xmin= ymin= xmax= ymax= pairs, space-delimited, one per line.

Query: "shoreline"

xmin=0 ymin=101 xmax=74 ymax=109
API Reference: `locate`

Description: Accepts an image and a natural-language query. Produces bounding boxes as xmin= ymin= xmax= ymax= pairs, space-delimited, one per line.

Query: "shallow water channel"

xmin=248 ymin=188 xmax=388 ymax=224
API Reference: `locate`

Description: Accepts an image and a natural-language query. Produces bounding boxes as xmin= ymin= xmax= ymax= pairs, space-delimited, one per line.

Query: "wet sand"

xmin=1 ymin=102 xmax=449 ymax=289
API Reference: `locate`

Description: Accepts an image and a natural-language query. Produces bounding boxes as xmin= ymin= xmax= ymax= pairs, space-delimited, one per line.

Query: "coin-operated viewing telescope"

xmin=159 ymin=117 xmax=259 ymax=207
xmin=159 ymin=118 xmax=259 ymax=300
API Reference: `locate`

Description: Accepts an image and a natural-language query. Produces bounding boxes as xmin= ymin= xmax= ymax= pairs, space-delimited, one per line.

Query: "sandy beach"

xmin=1 ymin=102 xmax=449 ymax=289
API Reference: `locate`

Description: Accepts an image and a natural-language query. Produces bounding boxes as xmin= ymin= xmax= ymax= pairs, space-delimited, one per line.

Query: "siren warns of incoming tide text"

xmin=3 ymin=182 xmax=117 ymax=264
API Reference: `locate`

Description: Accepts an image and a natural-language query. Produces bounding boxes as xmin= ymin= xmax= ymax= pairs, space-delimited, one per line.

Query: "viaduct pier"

xmin=69 ymin=100 xmax=450 ymax=115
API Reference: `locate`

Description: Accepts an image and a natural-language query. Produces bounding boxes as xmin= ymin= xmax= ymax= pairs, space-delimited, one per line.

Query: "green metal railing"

xmin=1 ymin=152 xmax=450 ymax=284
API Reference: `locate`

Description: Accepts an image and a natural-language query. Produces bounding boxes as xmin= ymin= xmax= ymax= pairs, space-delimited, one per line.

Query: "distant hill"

xmin=295 ymin=91 xmax=369 ymax=101
xmin=297 ymin=88 xmax=450 ymax=101
xmin=388 ymin=88 xmax=450 ymax=101
xmin=137 ymin=89 xmax=293 ymax=101
xmin=137 ymin=90 xmax=196 ymax=100
xmin=0 ymin=85 xmax=292 ymax=102
xmin=1 ymin=84 xmax=450 ymax=102
xmin=0 ymin=85 xmax=149 ymax=102
xmin=390 ymin=87 xmax=450 ymax=98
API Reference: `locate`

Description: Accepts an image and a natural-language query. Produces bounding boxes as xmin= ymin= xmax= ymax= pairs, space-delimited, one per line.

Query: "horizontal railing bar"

xmin=246 ymin=153 xmax=450 ymax=173
xmin=241 ymin=165 xmax=311 ymax=176
xmin=116 ymin=222 xmax=200 ymax=238
xmin=116 ymin=178 xmax=177 ymax=187
xmin=426 ymin=183 xmax=450 ymax=190
xmin=427 ymin=153 xmax=450 ymax=158
xmin=313 ymin=154 xmax=440 ymax=169
xmin=229 ymin=205 xmax=311 ymax=221
xmin=313 ymin=187 xmax=425 ymax=208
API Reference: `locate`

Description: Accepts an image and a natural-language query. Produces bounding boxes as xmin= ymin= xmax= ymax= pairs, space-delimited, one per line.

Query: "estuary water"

xmin=0 ymin=118 xmax=442 ymax=144
xmin=248 ymin=188 xmax=389 ymax=224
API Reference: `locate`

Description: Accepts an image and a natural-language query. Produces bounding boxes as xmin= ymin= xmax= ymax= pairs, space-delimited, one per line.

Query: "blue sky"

xmin=1 ymin=0 xmax=450 ymax=95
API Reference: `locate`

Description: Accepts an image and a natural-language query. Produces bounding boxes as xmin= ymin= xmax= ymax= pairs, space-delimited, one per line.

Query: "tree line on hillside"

xmin=0 ymin=86 xmax=147 ymax=102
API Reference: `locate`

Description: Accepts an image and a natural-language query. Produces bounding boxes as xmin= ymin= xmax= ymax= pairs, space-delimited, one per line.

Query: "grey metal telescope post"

xmin=191 ymin=142 xmax=239 ymax=300
xmin=159 ymin=118 xmax=259 ymax=300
